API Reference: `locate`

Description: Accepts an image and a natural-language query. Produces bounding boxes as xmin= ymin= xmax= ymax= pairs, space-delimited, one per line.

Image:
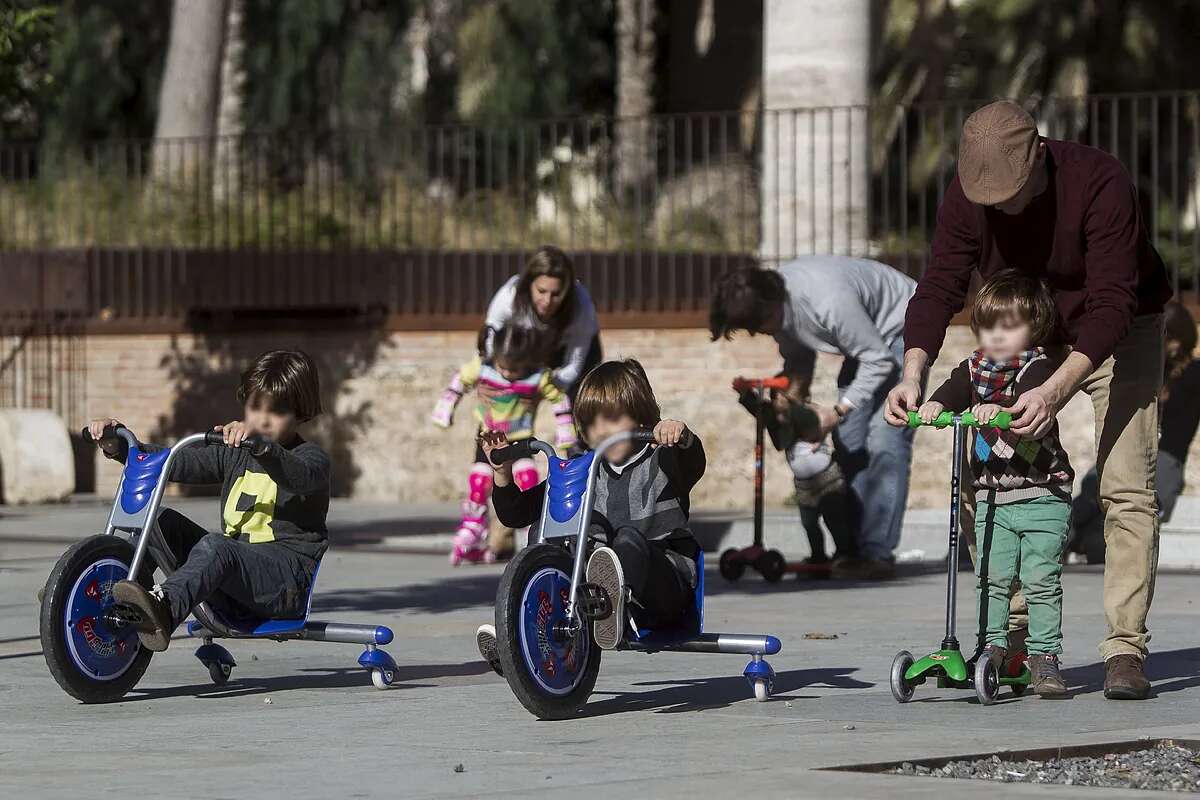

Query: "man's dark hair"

xmin=709 ymin=268 xmax=787 ymax=341
xmin=238 ymin=350 xmax=323 ymax=422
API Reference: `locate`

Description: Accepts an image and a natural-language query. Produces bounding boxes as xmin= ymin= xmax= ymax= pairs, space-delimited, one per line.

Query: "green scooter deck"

xmin=906 ymin=648 xmax=1032 ymax=690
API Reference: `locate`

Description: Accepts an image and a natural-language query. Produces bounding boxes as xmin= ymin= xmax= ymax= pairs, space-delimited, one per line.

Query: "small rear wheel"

xmin=40 ymin=535 xmax=154 ymax=703
xmin=753 ymin=678 xmax=770 ymax=702
xmin=756 ymin=550 xmax=786 ymax=583
xmin=495 ymin=544 xmax=600 ymax=720
xmin=207 ymin=661 xmax=232 ymax=686
xmin=371 ymin=667 xmax=395 ymax=690
xmin=718 ymin=549 xmax=745 ymax=582
xmin=974 ymin=656 xmax=999 ymax=706
xmin=890 ymin=650 xmax=916 ymax=703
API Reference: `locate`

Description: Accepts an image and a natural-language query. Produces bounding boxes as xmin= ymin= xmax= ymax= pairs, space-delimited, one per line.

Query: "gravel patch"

xmin=891 ymin=741 xmax=1200 ymax=793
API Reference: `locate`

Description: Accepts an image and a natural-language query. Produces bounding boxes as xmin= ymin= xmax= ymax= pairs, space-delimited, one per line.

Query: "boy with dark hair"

xmin=93 ymin=349 xmax=331 ymax=652
xmin=919 ymin=271 xmax=1074 ymax=697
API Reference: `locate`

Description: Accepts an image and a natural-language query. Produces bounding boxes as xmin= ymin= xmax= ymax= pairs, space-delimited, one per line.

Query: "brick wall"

xmin=79 ymin=327 xmax=1200 ymax=509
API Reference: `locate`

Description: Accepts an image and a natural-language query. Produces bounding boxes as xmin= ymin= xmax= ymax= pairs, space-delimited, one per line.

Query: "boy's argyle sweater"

xmin=928 ymin=347 xmax=1074 ymax=504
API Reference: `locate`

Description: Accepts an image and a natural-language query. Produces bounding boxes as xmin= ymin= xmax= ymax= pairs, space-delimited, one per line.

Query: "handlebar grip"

xmin=907 ymin=410 xmax=1013 ymax=430
xmin=630 ymin=429 xmax=658 ymax=444
xmin=732 ymin=376 xmax=790 ymax=392
xmin=205 ymin=430 xmax=270 ymax=456
xmin=83 ymin=424 xmax=128 ymax=458
xmin=488 ymin=439 xmax=535 ymax=467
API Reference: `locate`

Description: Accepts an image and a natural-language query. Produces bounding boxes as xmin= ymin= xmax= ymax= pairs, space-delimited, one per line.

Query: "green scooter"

xmin=890 ymin=410 xmax=1032 ymax=705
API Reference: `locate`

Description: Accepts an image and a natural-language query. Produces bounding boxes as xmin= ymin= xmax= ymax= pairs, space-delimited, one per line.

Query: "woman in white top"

xmin=482 ymin=245 xmax=602 ymax=402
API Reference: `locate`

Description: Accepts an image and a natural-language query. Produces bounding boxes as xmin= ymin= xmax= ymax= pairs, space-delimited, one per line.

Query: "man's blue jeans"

xmin=833 ymin=338 xmax=914 ymax=562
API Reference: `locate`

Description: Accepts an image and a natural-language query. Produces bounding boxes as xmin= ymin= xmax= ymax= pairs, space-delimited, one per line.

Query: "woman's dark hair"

xmin=511 ymin=245 xmax=577 ymax=334
xmin=237 ymin=350 xmax=323 ymax=422
xmin=1164 ymin=301 xmax=1197 ymax=383
xmin=970 ymin=269 xmax=1058 ymax=346
xmin=573 ymin=359 xmax=661 ymax=440
xmin=709 ymin=268 xmax=787 ymax=340
xmin=482 ymin=324 xmax=551 ymax=375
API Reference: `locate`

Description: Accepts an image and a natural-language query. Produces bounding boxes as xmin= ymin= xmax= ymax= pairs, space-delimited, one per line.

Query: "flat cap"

xmin=958 ymin=100 xmax=1040 ymax=206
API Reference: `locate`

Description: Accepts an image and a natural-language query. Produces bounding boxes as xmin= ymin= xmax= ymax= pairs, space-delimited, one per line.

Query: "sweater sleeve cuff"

xmin=1071 ymin=331 xmax=1114 ymax=369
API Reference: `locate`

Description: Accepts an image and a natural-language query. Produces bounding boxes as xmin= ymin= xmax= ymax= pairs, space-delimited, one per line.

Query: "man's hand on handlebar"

xmin=885 ymin=377 xmax=923 ymax=427
xmin=86 ymin=418 xmax=122 ymax=443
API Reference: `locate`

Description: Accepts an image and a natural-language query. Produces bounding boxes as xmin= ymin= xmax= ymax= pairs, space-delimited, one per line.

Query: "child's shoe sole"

xmin=111 ymin=580 xmax=173 ymax=652
xmin=586 ymin=547 xmax=625 ymax=650
xmin=476 ymin=624 xmax=503 ymax=677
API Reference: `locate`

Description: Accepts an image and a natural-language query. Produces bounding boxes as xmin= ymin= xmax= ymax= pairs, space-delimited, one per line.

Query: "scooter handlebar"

xmin=732 ymin=376 xmax=790 ymax=392
xmin=907 ymin=410 xmax=1012 ymax=430
xmin=487 ymin=439 xmax=536 ymax=467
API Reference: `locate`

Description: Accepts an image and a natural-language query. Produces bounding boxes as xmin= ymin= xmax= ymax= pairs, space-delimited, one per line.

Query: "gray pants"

xmin=834 ymin=337 xmax=914 ymax=561
xmin=152 ymin=508 xmax=317 ymax=626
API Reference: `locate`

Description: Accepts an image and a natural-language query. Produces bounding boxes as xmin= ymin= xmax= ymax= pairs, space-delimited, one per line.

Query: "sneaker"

xmin=831 ymin=557 xmax=895 ymax=581
xmin=794 ymin=556 xmax=832 ymax=579
xmin=1104 ymin=654 xmax=1151 ymax=700
xmin=450 ymin=545 xmax=497 ymax=566
xmin=978 ymin=643 xmax=1007 ymax=669
xmin=476 ymin=624 xmax=503 ymax=677
xmin=1029 ymin=654 xmax=1069 ymax=698
xmin=111 ymin=580 xmax=174 ymax=652
xmin=586 ymin=547 xmax=626 ymax=650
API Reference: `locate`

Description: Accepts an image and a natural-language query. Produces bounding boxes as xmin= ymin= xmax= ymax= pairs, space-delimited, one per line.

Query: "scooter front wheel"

xmin=40 ymin=535 xmax=154 ymax=703
xmin=718 ymin=549 xmax=745 ymax=582
xmin=974 ymin=656 xmax=1000 ymax=705
xmin=890 ymin=650 xmax=916 ymax=703
xmin=495 ymin=544 xmax=601 ymax=720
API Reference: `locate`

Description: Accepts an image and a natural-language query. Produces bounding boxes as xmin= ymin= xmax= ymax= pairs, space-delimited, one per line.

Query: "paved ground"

xmin=1 ymin=506 xmax=1199 ymax=799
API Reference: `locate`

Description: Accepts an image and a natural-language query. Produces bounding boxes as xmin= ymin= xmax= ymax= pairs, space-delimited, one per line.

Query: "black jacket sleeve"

xmin=493 ymin=479 xmax=547 ymax=529
xmin=927 ymin=359 xmax=975 ymax=412
xmin=660 ymin=432 xmax=707 ymax=495
xmin=256 ymin=440 xmax=331 ymax=495
xmin=1013 ymin=359 xmax=1056 ymax=394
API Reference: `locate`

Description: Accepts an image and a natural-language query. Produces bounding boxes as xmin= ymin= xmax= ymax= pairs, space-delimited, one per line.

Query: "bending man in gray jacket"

xmin=710 ymin=256 xmax=917 ymax=579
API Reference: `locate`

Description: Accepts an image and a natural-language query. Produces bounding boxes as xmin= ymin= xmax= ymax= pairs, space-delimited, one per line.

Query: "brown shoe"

xmin=1104 ymin=654 xmax=1150 ymax=700
xmin=831 ymin=558 xmax=895 ymax=581
xmin=1029 ymin=654 xmax=1069 ymax=698
xmin=979 ymin=644 xmax=1007 ymax=668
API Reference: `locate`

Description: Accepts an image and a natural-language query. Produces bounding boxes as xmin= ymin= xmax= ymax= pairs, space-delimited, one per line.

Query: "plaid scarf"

xmin=967 ymin=347 xmax=1046 ymax=402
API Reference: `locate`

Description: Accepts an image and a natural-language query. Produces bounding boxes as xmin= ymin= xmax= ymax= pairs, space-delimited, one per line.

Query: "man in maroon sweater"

xmin=884 ymin=101 xmax=1171 ymax=700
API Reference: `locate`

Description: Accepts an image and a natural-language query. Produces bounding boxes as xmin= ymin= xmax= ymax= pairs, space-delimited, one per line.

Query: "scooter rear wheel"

xmin=890 ymin=650 xmax=916 ymax=703
xmin=756 ymin=550 xmax=786 ymax=583
xmin=718 ymin=548 xmax=745 ymax=582
xmin=495 ymin=544 xmax=601 ymax=720
xmin=40 ymin=535 xmax=154 ymax=703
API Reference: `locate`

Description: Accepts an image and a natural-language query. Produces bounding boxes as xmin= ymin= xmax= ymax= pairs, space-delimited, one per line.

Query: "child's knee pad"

xmin=467 ymin=462 xmax=493 ymax=505
xmin=512 ymin=457 xmax=539 ymax=492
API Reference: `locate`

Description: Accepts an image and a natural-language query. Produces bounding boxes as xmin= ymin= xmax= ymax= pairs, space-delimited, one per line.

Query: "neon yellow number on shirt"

xmin=223 ymin=472 xmax=278 ymax=543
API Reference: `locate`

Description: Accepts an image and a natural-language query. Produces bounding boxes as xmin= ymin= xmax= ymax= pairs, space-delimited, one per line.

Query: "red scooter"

xmin=719 ymin=376 xmax=833 ymax=582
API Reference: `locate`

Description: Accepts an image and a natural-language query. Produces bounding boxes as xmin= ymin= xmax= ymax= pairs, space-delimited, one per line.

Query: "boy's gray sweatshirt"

xmin=772 ymin=256 xmax=916 ymax=410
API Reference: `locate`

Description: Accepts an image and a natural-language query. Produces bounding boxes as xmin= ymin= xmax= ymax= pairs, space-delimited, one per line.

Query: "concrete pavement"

xmin=1 ymin=506 xmax=1198 ymax=799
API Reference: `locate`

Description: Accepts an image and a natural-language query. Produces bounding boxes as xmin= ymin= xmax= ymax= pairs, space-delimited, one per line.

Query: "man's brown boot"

xmin=1104 ymin=654 xmax=1150 ymax=700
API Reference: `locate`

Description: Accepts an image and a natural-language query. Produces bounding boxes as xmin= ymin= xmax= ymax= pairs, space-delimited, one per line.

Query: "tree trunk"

xmin=761 ymin=0 xmax=870 ymax=262
xmin=614 ymin=0 xmax=657 ymax=199
xmin=212 ymin=0 xmax=245 ymax=203
xmin=152 ymin=0 xmax=229 ymax=181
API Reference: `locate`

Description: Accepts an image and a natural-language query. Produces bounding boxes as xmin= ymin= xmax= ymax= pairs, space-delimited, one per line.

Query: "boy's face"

xmin=978 ymin=313 xmax=1034 ymax=361
xmin=494 ymin=357 xmax=534 ymax=383
xmin=586 ymin=413 xmax=638 ymax=464
xmin=244 ymin=396 xmax=299 ymax=443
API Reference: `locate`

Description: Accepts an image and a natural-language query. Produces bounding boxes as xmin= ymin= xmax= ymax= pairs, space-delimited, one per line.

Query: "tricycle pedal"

xmin=575 ymin=582 xmax=612 ymax=621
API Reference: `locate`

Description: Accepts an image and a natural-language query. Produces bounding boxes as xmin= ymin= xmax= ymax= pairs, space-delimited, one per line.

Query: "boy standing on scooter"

xmin=90 ymin=350 xmax=330 ymax=652
xmin=917 ymin=272 xmax=1074 ymax=698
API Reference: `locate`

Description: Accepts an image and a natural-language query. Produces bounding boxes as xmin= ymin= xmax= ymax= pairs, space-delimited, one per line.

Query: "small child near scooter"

xmin=917 ymin=270 xmax=1074 ymax=698
xmin=432 ymin=324 xmax=576 ymax=564
xmin=735 ymin=380 xmax=856 ymax=573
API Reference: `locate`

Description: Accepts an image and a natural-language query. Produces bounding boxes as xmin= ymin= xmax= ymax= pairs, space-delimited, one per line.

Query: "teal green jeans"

xmin=975 ymin=495 xmax=1071 ymax=655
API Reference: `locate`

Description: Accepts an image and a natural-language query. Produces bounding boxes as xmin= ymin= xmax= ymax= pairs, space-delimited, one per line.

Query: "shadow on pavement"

xmin=121 ymin=660 xmax=492 ymax=702
xmin=312 ymin=571 xmax=502 ymax=614
xmin=327 ymin=516 xmax=457 ymax=547
xmin=1062 ymin=646 xmax=1200 ymax=697
xmin=701 ymin=562 xmax=944 ymax=598
xmin=578 ymin=667 xmax=873 ymax=717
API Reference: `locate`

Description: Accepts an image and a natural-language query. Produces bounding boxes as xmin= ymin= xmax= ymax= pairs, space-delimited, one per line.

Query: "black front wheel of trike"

xmin=495 ymin=543 xmax=601 ymax=720
xmin=40 ymin=535 xmax=154 ymax=703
